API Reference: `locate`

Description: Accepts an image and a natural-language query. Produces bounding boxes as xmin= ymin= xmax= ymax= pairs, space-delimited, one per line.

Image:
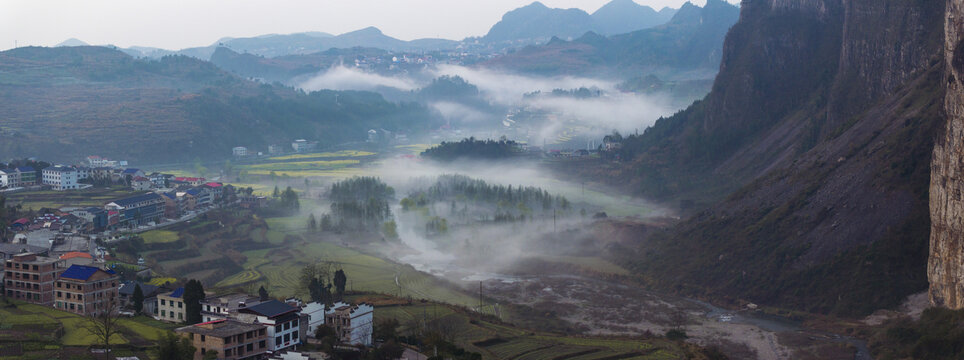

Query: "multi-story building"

xmin=290 ymin=139 xmax=317 ymax=153
xmin=176 ymin=319 xmax=269 ymax=360
xmin=324 ymin=303 xmax=373 ymax=346
xmin=118 ymin=281 xmax=162 ymax=315
xmin=42 ymin=165 xmax=79 ymax=191
xmin=233 ymin=146 xmax=249 ymax=157
xmin=0 ymin=244 xmax=48 ymax=286
xmin=201 ymin=293 xmax=265 ymax=322
xmin=3 ymin=253 xmax=66 ymax=305
xmin=268 ymin=145 xmax=283 ymax=155
xmin=54 ymin=265 xmax=119 ymax=316
xmin=237 ymin=300 xmax=302 ymax=352
xmin=157 ymin=287 xmax=186 ymax=323
xmin=0 ymin=170 xmax=9 ymax=187
xmin=105 ymin=192 xmax=164 ymax=228
xmin=16 ymin=167 xmax=36 ymax=185
xmin=131 ymin=176 xmax=152 ymax=191
xmin=75 ymin=166 xmax=91 ymax=180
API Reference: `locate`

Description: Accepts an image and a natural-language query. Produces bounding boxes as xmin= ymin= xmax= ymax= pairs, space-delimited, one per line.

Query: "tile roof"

xmin=167 ymin=287 xmax=185 ymax=298
xmin=119 ymin=281 xmax=159 ymax=296
xmin=59 ymin=252 xmax=93 ymax=260
xmin=111 ymin=192 xmax=162 ymax=207
xmin=175 ymin=319 xmax=265 ymax=337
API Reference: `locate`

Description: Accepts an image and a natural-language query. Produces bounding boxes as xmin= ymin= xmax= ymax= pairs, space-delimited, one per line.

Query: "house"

xmin=3 ymin=253 xmax=67 ymax=306
xmin=174 ymin=177 xmax=207 ymax=186
xmin=10 ymin=218 xmax=30 ymax=231
xmin=176 ymin=319 xmax=270 ymax=360
xmin=0 ymin=244 xmax=48 ymax=287
xmin=240 ymin=195 xmax=267 ymax=209
xmin=201 ymin=293 xmax=265 ymax=322
xmin=148 ymin=172 xmax=173 ymax=188
xmin=233 ymin=147 xmax=249 ymax=157
xmin=161 ymin=192 xmax=181 ymax=218
xmin=42 ymin=166 xmax=80 ymax=191
xmin=105 ymin=192 xmax=164 ymax=228
xmin=16 ymin=167 xmax=36 ymax=185
xmin=157 ymin=287 xmax=187 ymax=323
xmin=121 ymin=168 xmax=145 ymax=179
xmin=131 ymin=176 xmax=153 ymax=191
xmin=301 ymin=301 xmax=346 ymax=336
xmin=268 ymin=145 xmax=284 ymax=155
xmin=203 ymin=183 xmax=224 ymax=202
xmin=118 ymin=281 xmax=162 ymax=316
xmin=71 ymin=207 xmax=108 ymax=232
xmin=236 ymin=300 xmax=302 ymax=352
xmin=75 ymin=166 xmax=91 ymax=180
xmin=324 ymin=303 xmax=373 ymax=346
xmin=54 ymin=265 xmax=119 ymax=316
xmin=186 ymin=187 xmax=212 ymax=207
xmin=291 ymin=139 xmax=317 ymax=153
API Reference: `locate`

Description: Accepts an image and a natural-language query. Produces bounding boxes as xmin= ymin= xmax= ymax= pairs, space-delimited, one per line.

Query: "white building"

xmin=233 ymin=146 xmax=249 ymax=157
xmin=237 ymin=300 xmax=302 ymax=352
xmin=325 ymin=303 xmax=373 ymax=347
xmin=42 ymin=166 xmax=79 ymax=191
xmin=291 ymin=139 xmax=317 ymax=153
xmin=200 ymin=293 xmax=264 ymax=322
xmin=302 ymin=301 xmax=348 ymax=336
xmin=0 ymin=170 xmax=8 ymax=187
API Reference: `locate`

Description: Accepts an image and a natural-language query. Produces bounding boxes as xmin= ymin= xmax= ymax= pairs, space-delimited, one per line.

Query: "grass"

xmin=376 ymin=302 xmax=693 ymax=360
xmin=140 ymin=230 xmax=179 ymax=244
xmin=268 ymin=150 xmax=376 ymax=161
xmin=0 ymin=301 xmax=178 ymax=348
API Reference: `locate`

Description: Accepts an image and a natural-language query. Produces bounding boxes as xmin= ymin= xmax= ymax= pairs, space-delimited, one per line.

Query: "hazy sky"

xmin=1 ymin=0 xmax=738 ymax=51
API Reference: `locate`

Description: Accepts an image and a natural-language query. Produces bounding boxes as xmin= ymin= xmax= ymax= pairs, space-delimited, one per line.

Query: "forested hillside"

xmin=0 ymin=46 xmax=439 ymax=163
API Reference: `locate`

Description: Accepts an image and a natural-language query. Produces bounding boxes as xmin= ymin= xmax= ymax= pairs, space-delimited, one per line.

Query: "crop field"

xmin=395 ymin=144 xmax=434 ymax=155
xmin=140 ymin=229 xmax=179 ymax=244
xmin=243 ymin=159 xmax=361 ymax=171
xmin=375 ymin=303 xmax=692 ymax=360
xmin=244 ymin=168 xmax=372 ymax=178
xmin=148 ymin=277 xmax=177 ymax=286
xmin=269 ymin=150 xmax=376 ymax=161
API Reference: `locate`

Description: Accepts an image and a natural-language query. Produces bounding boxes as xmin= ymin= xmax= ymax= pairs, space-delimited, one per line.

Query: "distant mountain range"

xmin=483 ymin=0 xmax=739 ymax=78
xmin=0 ymin=46 xmax=438 ymax=163
xmin=483 ymin=0 xmax=677 ymax=43
xmin=53 ymin=0 xmax=686 ymax=60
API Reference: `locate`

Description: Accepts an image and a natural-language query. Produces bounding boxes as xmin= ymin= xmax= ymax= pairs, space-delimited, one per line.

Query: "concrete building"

xmin=0 ymin=244 xmax=48 ymax=286
xmin=3 ymin=253 xmax=67 ymax=306
xmin=157 ymin=287 xmax=187 ymax=323
xmin=325 ymin=303 xmax=373 ymax=346
xmin=268 ymin=145 xmax=284 ymax=155
xmin=290 ymin=139 xmax=317 ymax=153
xmin=54 ymin=265 xmax=119 ymax=316
xmin=0 ymin=170 xmax=9 ymax=187
xmin=16 ymin=167 xmax=36 ymax=185
xmin=176 ymin=319 xmax=269 ymax=360
xmin=237 ymin=300 xmax=302 ymax=352
xmin=131 ymin=176 xmax=152 ymax=191
xmin=42 ymin=166 xmax=79 ymax=191
xmin=118 ymin=281 xmax=162 ymax=316
xmin=233 ymin=146 xmax=249 ymax=157
xmin=201 ymin=293 xmax=265 ymax=322
xmin=105 ymin=192 xmax=165 ymax=228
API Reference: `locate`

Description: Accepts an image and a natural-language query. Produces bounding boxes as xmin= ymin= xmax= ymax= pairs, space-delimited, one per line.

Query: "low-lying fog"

xmin=296 ymin=64 xmax=681 ymax=147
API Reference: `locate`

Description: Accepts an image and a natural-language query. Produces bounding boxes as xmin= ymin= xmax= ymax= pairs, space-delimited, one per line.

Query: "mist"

xmin=298 ymin=65 xmax=419 ymax=92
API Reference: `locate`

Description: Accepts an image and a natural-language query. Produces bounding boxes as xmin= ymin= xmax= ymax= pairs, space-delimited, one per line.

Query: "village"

xmin=0 ymin=154 xmax=390 ymax=360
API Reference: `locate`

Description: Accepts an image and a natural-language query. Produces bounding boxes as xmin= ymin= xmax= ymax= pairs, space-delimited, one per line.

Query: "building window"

xmin=160 ymin=299 xmax=165 ymax=305
xmin=283 ymin=322 xmax=290 ymax=330
xmin=246 ymin=343 xmax=253 ymax=352
xmin=275 ymin=324 xmax=282 ymax=332
xmin=177 ymin=301 xmax=182 ymax=308
xmin=161 ymin=310 xmax=166 ymax=317
xmin=292 ymin=331 xmax=298 ymax=340
xmin=284 ymin=333 xmax=290 ymax=343
xmin=259 ymin=340 xmax=266 ymax=348
xmin=275 ymin=336 xmax=282 ymax=346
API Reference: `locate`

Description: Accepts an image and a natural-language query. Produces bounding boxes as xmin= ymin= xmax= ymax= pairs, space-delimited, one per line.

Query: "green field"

xmin=269 ymin=150 xmax=376 ymax=161
xmin=376 ymin=303 xmax=697 ymax=360
xmin=4 ymin=187 xmax=136 ymax=210
xmin=140 ymin=230 xmax=179 ymax=244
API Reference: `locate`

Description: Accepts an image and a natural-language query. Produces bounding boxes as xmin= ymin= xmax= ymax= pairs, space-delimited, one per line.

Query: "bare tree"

xmin=83 ymin=294 xmax=122 ymax=360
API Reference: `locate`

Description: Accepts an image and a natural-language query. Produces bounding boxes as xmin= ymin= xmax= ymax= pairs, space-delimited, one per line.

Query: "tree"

xmin=183 ymin=279 xmax=205 ymax=324
xmin=308 ymin=213 xmax=317 ymax=232
xmin=83 ymin=294 xmax=122 ymax=360
xmin=334 ymin=269 xmax=347 ymax=298
xmin=273 ymin=185 xmax=280 ymax=198
xmin=132 ymin=283 xmax=144 ymax=313
xmin=158 ymin=332 xmax=196 ymax=360
xmin=258 ymin=285 xmax=269 ymax=301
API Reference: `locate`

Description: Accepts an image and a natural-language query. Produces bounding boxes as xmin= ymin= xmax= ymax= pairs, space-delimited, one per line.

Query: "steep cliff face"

xmin=929 ymin=0 xmax=964 ymax=309
xmin=593 ymin=0 xmax=948 ymax=316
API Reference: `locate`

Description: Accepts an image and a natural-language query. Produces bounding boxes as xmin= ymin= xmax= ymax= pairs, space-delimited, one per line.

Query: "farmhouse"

xmin=157 ymin=287 xmax=187 ymax=323
xmin=201 ymin=293 xmax=265 ymax=322
xmin=237 ymin=300 xmax=302 ymax=351
xmin=176 ymin=319 xmax=269 ymax=360
xmin=3 ymin=252 xmax=67 ymax=306
xmin=325 ymin=303 xmax=373 ymax=346
xmin=42 ymin=165 xmax=80 ymax=191
xmin=54 ymin=264 xmax=119 ymax=316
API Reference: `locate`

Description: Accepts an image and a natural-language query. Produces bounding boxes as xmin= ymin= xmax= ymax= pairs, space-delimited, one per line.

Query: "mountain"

xmin=591 ymin=0 xmax=677 ymax=35
xmin=167 ymin=27 xmax=458 ymax=60
xmin=483 ymin=0 xmax=679 ymax=44
xmin=482 ymin=0 xmax=739 ymax=78
xmin=569 ymin=0 xmax=947 ymax=317
xmin=55 ymin=38 xmax=89 ymax=47
xmin=0 ymin=46 xmax=439 ymax=163
xmin=209 ymin=46 xmax=389 ymax=83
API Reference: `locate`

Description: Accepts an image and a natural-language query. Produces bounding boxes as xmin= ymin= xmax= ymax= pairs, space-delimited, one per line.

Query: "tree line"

xmin=421 ymin=137 xmax=522 ymax=162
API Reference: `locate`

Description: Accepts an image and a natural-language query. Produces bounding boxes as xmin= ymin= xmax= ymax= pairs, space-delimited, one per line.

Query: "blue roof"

xmin=169 ymin=287 xmax=184 ymax=298
xmin=122 ymin=168 xmax=141 ymax=174
xmin=162 ymin=192 xmax=176 ymax=200
xmin=185 ymin=188 xmax=202 ymax=196
xmin=111 ymin=192 xmax=162 ymax=207
xmin=17 ymin=166 xmax=34 ymax=172
xmin=60 ymin=265 xmax=107 ymax=281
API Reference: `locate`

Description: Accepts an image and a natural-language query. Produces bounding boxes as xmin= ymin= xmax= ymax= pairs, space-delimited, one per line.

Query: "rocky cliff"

xmin=929 ymin=0 xmax=964 ymax=309
xmin=583 ymin=0 xmax=948 ymax=316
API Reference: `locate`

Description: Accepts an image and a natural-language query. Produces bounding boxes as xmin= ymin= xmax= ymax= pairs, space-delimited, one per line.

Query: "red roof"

xmin=204 ymin=182 xmax=223 ymax=187
xmin=13 ymin=218 xmax=29 ymax=225
xmin=60 ymin=252 xmax=93 ymax=260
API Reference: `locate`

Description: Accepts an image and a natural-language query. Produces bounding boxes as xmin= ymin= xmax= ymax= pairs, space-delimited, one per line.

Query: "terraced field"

xmin=269 ymin=150 xmax=375 ymax=161
xmin=375 ymin=303 xmax=696 ymax=360
xmin=4 ymin=187 xmax=136 ymax=210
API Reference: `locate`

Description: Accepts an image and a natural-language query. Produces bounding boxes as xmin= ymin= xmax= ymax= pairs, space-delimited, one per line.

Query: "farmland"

xmin=0 ymin=299 xmax=177 ymax=359
xmin=4 ymin=187 xmax=136 ymax=211
xmin=375 ymin=302 xmax=711 ymax=360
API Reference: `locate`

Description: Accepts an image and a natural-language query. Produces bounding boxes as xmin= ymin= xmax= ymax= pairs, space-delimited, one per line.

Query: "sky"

xmin=0 ymin=0 xmax=738 ymax=51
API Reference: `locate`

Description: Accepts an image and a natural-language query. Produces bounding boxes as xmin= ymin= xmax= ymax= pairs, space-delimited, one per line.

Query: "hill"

xmin=482 ymin=0 xmax=739 ymax=78
xmin=567 ymin=0 xmax=947 ymax=317
xmin=591 ymin=0 xmax=677 ymax=35
xmin=161 ymin=27 xmax=457 ymax=60
xmin=0 ymin=46 xmax=439 ymax=164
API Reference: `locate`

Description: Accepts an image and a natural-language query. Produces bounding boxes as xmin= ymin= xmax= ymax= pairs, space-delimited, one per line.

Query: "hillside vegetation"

xmin=0 ymin=46 xmax=439 ymax=163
